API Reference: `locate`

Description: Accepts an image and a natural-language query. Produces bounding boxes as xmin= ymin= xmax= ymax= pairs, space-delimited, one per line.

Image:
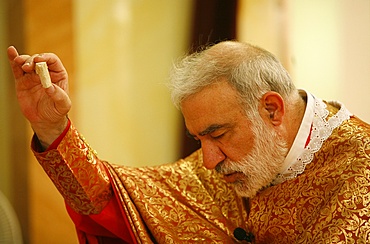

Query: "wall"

xmin=1 ymin=0 xmax=30 ymax=241
xmin=73 ymin=0 xmax=194 ymax=166
xmin=0 ymin=0 xmax=11 ymax=199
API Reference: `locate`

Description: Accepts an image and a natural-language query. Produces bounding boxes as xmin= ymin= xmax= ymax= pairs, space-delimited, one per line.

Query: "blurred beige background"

xmin=0 ymin=0 xmax=369 ymax=243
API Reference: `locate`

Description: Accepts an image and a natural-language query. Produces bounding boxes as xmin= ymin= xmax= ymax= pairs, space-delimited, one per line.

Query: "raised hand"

xmin=7 ymin=46 xmax=72 ymax=148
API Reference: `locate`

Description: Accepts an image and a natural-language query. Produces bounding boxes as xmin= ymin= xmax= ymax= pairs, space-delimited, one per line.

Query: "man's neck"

xmin=284 ymin=91 xmax=308 ymax=150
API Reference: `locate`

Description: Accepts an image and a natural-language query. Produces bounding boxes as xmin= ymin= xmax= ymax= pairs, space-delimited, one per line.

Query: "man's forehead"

xmin=182 ymin=80 xmax=238 ymax=102
xmin=181 ymin=80 xmax=245 ymax=135
xmin=181 ymin=81 xmax=240 ymax=109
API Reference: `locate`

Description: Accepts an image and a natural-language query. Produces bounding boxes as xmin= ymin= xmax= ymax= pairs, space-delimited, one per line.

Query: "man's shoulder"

xmin=112 ymin=149 xmax=225 ymax=187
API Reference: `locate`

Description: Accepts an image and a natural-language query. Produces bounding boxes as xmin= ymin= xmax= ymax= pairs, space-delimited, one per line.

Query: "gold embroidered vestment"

xmin=34 ymin=103 xmax=370 ymax=243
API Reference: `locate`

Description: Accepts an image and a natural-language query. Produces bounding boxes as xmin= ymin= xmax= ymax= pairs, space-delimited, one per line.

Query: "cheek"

xmin=222 ymin=133 xmax=255 ymax=161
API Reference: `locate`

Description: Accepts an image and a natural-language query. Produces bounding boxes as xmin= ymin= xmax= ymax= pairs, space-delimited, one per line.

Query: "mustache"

xmin=215 ymin=161 xmax=224 ymax=173
xmin=215 ymin=159 xmax=244 ymax=175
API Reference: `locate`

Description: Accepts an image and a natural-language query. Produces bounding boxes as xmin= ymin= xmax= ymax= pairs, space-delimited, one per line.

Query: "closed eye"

xmin=211 ymin=133 xmax=225 ymax=139
xmin=186 ymin=123 xmax=232 ymax=142
xmin=186 ymin=129 xmax=199 ymax=141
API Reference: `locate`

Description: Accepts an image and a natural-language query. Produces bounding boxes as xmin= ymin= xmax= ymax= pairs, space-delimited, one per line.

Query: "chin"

xmin=234 ymin=187 xmax=259 ymax=198
xmin=232 ymin=180 xmax=270 ymax=198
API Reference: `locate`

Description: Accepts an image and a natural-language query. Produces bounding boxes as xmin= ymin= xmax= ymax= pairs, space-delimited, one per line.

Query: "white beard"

xmin=216 ymin=118 xmax=288 ymax=198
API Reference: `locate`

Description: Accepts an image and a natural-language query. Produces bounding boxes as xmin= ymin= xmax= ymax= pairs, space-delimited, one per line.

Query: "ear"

xmin=259 ymin=92 xmax=285 ymax=126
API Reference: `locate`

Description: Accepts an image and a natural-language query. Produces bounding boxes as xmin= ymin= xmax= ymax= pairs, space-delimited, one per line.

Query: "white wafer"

xmin=35 ymin=62 xmax=52 ymax=88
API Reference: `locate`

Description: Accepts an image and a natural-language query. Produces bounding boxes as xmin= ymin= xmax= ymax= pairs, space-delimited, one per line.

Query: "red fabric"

xmin=66 ymin=195 xmax=136 ymax=244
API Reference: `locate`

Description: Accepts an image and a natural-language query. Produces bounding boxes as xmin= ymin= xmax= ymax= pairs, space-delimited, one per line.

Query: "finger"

xmin=45 ymin=85 xmax=72 ymax=115
xmin=7 ymin=46 xmax=25 ymax=79
xmin=7 ymin=46 xmax=38 ymax=76
xmin=8 ymin=47 xmax=32 ymax=65
xmin=20 ymin=54 xmax=40 ymax=72
xmin=7 ymin=46 xmax=19 ymax=61
xmin=34 ymin=53 xmax=66 ymax=73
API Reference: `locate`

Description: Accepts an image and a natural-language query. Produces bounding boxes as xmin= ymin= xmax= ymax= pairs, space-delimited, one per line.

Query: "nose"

xmin=201 ymin=140 xmax=226 ymax=170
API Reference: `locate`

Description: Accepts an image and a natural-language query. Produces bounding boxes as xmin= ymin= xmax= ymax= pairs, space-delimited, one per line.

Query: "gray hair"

xmin=169 ymin=41 xmax=297 ymax=114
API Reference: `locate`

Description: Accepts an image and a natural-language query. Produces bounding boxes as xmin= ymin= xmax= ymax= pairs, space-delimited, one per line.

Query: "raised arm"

xmin=7 ymin=46 xmax=71 ymax=149
xmin=7 ymin=47 xmax=112 ymax=214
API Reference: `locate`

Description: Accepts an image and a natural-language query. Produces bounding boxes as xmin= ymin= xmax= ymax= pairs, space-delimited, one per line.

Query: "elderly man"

xmin=7 ymin=41 xmax=370 ymax=243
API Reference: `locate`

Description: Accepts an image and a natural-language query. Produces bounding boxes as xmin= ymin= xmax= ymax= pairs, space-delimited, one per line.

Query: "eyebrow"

xmin=186 ymin=124 xmax=228 ymax=139
xmin=199 ymin=124 xmax=225 ymax=136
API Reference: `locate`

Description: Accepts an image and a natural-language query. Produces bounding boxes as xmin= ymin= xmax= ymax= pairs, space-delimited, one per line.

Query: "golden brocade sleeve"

xmin=32 ymin=122 xmax=113 ymax=215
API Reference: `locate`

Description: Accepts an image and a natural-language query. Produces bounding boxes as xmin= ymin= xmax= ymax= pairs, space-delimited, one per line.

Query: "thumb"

xmin=45 ymin=85 xmax=72 ymax=116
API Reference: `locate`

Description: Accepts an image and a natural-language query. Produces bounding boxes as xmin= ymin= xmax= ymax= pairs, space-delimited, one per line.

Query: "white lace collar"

xmin=271 ymin=91 xmax=352 ymax=185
